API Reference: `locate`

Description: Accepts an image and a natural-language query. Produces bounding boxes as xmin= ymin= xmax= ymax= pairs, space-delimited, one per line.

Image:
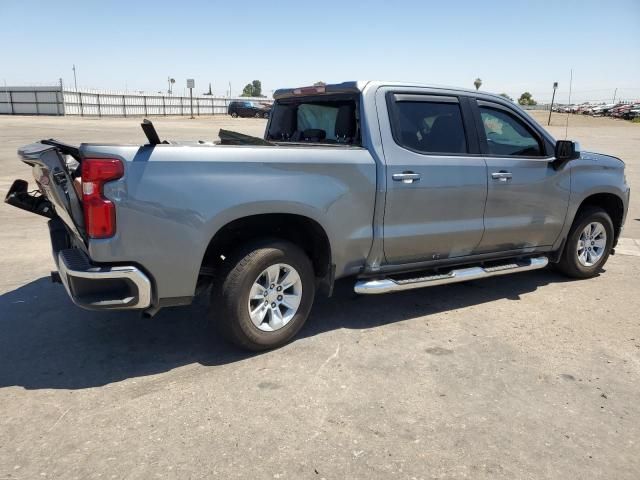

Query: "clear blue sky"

xmin=1 ymin=0 xmax=639 ymax=102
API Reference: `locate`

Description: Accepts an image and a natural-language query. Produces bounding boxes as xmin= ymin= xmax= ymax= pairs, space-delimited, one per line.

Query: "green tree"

xmin=241 ymin=83 xmax=254 ymax=97
xmin=499 ymin=93 xmax=513 ymax=101
xmin=251 ymin=80 xmax=263 ymax=97
xmin=313 ymin=81 xmax=327 ymax=86
xmin=518 ymin=92 xmax=537 ymax=106
xmin=241 ymin=80 xmax=265 ymax=97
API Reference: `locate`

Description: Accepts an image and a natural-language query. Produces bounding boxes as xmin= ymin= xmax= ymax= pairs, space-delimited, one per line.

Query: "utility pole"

xmin=72 ymin=64 xmax=78 ymax=91
xmin=548 ymin=81 xmax=558 ymax=126
xmin=612 ymin=88 xmax=617 ymax=104
xmin=58 ymin=78 xmax=64 ymax=116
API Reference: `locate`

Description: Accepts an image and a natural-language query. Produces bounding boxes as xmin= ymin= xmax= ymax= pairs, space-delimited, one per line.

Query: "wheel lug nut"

xmin=277 ymin=295 xmax=283 ymax=301
xmin=271 ymin=302 xmax=276 ymax=308
xmin=276 ymin=286 xmax=282 ymax=291
xmin=270 ymin=284 xmax=275 ymax=289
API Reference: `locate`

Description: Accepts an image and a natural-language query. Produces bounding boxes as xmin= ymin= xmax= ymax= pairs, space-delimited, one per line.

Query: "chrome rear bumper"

xmin=57 ymin=248 xmax=152 ymax=310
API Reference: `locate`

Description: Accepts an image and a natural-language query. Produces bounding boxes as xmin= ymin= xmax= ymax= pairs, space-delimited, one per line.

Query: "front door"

xmin=472 ymin=99 xmax=570 ymax=252
xmin=378 ymin=89 xmax=488 ymax=265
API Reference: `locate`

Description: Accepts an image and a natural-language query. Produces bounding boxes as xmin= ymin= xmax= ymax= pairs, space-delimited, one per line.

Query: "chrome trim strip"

xmin=354 ymin=257 xmax=548 ymax=294
xmin=57 ymin=251 xmax=152 ymax=309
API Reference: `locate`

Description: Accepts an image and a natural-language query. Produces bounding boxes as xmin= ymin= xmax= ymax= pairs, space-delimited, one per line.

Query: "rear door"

xmin=378 ymin=88 xmax=488 ymax=264
xmin=471 ymin=99 xmax=570 ymax=252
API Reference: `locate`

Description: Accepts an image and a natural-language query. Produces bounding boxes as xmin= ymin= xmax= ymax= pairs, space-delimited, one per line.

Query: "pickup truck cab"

xmin=6 ymin=81 xmax=630 ymax=350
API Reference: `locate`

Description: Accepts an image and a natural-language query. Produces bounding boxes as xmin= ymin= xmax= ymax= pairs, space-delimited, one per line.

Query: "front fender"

xmin=553 ymin=154 xmax=629 ymax=250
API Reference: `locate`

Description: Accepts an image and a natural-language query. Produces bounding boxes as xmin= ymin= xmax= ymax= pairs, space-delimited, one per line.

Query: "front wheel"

xmin=210 ymin=240 xmax=315 ymax=350
xmin=556 ymin=207 xmax=614 ymax=278
xmin=230 ymin=112 xmax=238 ymax=118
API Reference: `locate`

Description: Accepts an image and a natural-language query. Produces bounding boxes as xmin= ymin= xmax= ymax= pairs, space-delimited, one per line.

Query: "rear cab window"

xmin=267 ymin=94 xmax=360 ymax=145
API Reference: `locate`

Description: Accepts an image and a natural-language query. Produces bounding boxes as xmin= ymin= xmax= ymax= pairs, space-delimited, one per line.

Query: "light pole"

xmin=167 ymin=77 xmax=175 ymax=95
xmin=474 ymin=78 xmax=482 ymax=90
xmin=548 ymin=81 xmax=558 ymax=126
xmin=72 ymin=64 xmax=78 ymax=91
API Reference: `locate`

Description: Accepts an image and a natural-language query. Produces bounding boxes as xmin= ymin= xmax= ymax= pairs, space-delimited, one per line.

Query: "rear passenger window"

xmin=479 ymin=107 xmax=542 ymax=156
xmin=389 ymin=100 xmax=467 ymax=154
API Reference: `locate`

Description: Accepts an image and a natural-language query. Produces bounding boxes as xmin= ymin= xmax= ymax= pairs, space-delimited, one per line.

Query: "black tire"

xmin=556 ymin=206 xmax=614 ymax=278
xmin=210 ymin=239 xmax=315 ymax=351
xmin=230 ymin=112 xmax=238 ymax=118
xmin=254 ymin=112 xmax=262 ymax=118
xmin=263 ymin=112 xmax=270 ymax=119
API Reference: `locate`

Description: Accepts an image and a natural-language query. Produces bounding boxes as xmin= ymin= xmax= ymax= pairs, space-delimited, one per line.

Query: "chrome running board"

xmin=354 ymin=256 xmax=548 ymax=295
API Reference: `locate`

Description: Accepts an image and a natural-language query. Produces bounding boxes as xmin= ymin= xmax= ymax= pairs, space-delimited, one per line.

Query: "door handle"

xmin=491 ymin=171 xmax=512 ymax=182
xmin=392 ymin=172 xmax=421 ymax=184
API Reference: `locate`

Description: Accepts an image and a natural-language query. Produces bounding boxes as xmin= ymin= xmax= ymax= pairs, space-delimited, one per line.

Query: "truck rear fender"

xmin=200 ymin=210 xmax=333 ymax=293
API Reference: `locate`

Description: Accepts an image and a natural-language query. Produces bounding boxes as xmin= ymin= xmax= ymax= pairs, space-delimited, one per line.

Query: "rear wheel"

xmin=210 ymin=239 xmax=315 ymax=350
xmin=556 ymin=207 xmax=614 ymax=278
xmin=231 ymin=112 xmax=238 ymax=118
xmin=255 ymin=112 xmax=262 ymax=118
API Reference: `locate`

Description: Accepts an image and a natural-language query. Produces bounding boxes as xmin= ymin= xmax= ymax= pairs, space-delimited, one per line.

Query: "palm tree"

xmin=474 ymin=78 xmax=482 ymax=90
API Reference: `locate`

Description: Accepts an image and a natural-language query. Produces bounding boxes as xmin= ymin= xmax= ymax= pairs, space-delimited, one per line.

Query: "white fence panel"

xmin=61 ymin=89 xmax=271 ymax=117
xmin=0 ymin=86 xmax=64 ymax=115
xmin=1 ymin=86 xmax=271 ymax=117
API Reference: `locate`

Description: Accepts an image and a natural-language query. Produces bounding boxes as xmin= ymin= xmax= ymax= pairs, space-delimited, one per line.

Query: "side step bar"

xmin=354 ymin=256 xmax=549 ymax=295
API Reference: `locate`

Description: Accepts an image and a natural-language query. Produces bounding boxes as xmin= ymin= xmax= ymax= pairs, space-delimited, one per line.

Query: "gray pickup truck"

xmin=6 ymin=81 xmax=630 ymax=350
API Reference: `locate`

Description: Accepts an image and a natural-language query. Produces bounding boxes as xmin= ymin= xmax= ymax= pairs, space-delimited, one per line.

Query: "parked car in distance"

xmin=625 ymin=104 xmax=640 ymax=119
xmin=610 ymin=104 xmax=630 ymax=118
xmin=227 ymin=100 xmax=271 ymax=118
xmin=6 ymin=81 xmax=630 ymax=351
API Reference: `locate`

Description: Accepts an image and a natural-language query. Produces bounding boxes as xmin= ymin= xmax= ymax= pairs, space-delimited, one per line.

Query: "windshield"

xmin=266 ymin=95 xmax=359 ymax=145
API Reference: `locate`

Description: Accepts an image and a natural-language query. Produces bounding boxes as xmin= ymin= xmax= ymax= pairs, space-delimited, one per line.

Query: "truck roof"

xmin=273 ymin=81 xmax=511 ymax=103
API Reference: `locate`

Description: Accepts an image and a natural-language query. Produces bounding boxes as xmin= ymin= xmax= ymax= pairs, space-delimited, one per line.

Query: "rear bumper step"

xmin=57 ymin=248 xmax=152 ymax=310
xmin=354 ymin=256 xmax=549 ymax=294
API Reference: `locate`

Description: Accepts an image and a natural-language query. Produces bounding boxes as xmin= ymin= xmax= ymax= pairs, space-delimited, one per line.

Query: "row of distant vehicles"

xmin=552 ymin=102 xmax=640 ymax=120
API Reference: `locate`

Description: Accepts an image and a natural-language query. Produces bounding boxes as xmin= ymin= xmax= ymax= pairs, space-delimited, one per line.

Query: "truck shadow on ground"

xmin=0 ymin=269 xmax=573 ymax=390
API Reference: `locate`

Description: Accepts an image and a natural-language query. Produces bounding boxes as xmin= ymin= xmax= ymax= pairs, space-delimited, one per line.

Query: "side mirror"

xmin=555 ymin=140 xmax=580 ymax=160
xmin=552 ymin=140 xmax=580 ymax=169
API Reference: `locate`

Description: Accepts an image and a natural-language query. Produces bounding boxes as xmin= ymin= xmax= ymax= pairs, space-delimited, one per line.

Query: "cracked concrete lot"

xmin=1 ymin=112 xmax=639 ymax=479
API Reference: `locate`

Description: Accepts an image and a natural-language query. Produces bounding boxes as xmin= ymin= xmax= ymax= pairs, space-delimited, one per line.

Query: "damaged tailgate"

xmin=6 ymin=141 xmax=85 ymax=242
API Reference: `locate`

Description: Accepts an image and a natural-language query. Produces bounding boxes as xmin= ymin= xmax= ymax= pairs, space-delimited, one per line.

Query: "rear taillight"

xmin=81 ymin=158 xmax=124 ymax=239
